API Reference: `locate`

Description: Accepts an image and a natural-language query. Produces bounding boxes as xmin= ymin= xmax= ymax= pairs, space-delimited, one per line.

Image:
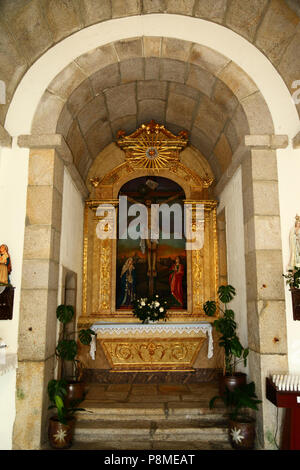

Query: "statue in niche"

xmin=0 ymin=244 xmax=11 ymax=285
xmin=169 ymin=256 xmax=185 ymax=307
xmin=119 ymin=257 xmax=136 ymax=307
xmin=288 ymin=215 xmax=300 ymax=269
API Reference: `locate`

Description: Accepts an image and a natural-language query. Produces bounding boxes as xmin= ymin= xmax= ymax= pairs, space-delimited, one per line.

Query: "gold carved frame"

xmin=78 ymin=122 xmax=219 ymax=326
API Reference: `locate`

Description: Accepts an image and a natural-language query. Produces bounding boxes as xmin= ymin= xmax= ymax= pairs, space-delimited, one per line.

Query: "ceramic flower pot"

xmin=48 ymin=416 xmax=75 ymax=449
xmin=228 ymin=416 xmax=256 ymax=450
xmin=291 ymin=288 xmax=300 ymax=321
xmin=65 ymin=381 xmax=86 ymax=407
xmin=219 ymin=372 xmax=247 ymax=396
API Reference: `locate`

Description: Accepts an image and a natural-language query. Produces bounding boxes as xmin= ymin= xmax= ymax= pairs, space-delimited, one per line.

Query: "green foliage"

xmin=209 ymin=381 xmax=262 ymax=421
xmin=55 ymin=304 xmax=95 ymax=381
xmin=47 ymin=379 xmax=86 ymax=425
xmin=283 ymin=267 xmax=300 ymax=289
xmin=56 ymin=304 xmax=75 ymax=324
xmin=203 ymin=285 xmax=248 ymax=375
xmin=203 ymin=300 xmax=216 ymax=317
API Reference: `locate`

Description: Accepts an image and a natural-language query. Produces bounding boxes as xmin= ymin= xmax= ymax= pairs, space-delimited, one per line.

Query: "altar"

xmin=89 ymin=322 xmax=213 ymax=372
xmin=77 ymin=122 xmax=222 ymax=376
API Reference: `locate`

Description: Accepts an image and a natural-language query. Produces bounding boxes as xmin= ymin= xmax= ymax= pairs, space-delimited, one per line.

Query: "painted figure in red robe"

xmin=169 ymin=256 xmax=184 ymax=306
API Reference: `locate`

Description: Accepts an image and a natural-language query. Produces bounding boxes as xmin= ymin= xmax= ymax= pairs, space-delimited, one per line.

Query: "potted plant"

xmin=55 ymin=304 xmax=95 ymax=403
xmin=209 ymin=381 xmax=262 ymax=450
xmin=203 ymin=285 xmax=249 ymax=394
xmin=47 ymin=378 xmax=86 ymax=449
xmin=283 ymin=266 xmax=300 ymax=320
xmin=132 ymin=294 xmax=169 ymax=323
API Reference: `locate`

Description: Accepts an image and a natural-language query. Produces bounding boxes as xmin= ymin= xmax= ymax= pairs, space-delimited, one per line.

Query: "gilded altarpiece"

xmin=78 ymin=122 xmax=220 ymax=371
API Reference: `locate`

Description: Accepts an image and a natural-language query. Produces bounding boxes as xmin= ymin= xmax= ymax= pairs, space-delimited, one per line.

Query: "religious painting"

xmin=116 ymin=176 xmax=187 ymax=310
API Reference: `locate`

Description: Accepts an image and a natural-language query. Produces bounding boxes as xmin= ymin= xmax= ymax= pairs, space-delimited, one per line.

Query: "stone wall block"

xmin=166 ymin=0 xmax=195 ymax=15
xmin=21 ymin=259 xmax=59 ymax=291
xmin=31 ymin=92 xmax=65 ymax=135
xmin=47 ymin=62 xmax=87 ymax=101
xmin=23 ymin=225 xmax=54 ymax=260
xmin=112 ymin=0 xmax=141 ymax=17
xmin=161 ymin=37 xmax=192 ymax=62
xmin=258 ymin=300 xmax=287 ymax=354
xmin=90 ymin=63 xmax=121 ymax=95
xmin=186 ymin=65 xmax=216 ymax=97
xmin=241 ymin=92 xmax=274 ymax=134
xmin=159 ymin=58 xmax=186 ymax=83
xmin=252 ymin=180 xmax=280 ymax=216
xmin=194 ymin=0 xmax=227 ymax=23
xmin=225 ymin=0 xmax=269 ymax=41
xmin=105 ymin=83 xmax=137 ymax=121
xmin=166 ymin=93 xmax=197 ymax=129
xmin=13 ymin=361 xmax=46 ymax=449
xmin=143 ymin=37 xmax=162 ymax=57
xmin=189 ymin=44 xmax=230 ymax=75
xmin=120 ymin=57 xmax=145 ymax=83
xmin=75 ymin=44 xmax=118 ymax=76
xmin=138 ymin=99 xmax=166 ymax=125
xmin=255 ymin=0 xmax=299 ymax=66
xmin=114 ymin=38 xmax=143 ymax=60
xmin=80 ymin=0 xmax=112 ymax=25
xmin=218 ymin=62 xmax=258 ymax=101
xmin=77 ymin=94 xmax=108 ymax=135
xmin=143 ymin=0 xmax=166 ymax=13
xmin=255 ymin=250 xmax=285 ymax=301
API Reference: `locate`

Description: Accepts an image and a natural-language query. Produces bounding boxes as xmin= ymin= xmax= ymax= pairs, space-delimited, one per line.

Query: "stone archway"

xmin=7 ymin=15 xmax=297 ymax=449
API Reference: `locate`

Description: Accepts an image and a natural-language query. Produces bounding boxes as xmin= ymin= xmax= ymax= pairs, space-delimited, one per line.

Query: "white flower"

xmin=230 ymin=427 xmax=245 ymax=444
xmin=159 ymin=307 xmax=164 ymax=312
xmin=154 ymin=301 xmax=160 ymax=307
xmin=156 ymin=295 xmax=159 ymax=298
xmin=141 ymin=301 xmax=145 ymax=306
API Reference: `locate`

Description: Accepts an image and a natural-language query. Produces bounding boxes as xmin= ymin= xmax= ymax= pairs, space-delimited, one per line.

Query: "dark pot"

xmin=48 ymin=416 xmax=75 ymax=449
xmin=219 ymin=372 xmax=247 ymax=396
xmin=228 ymin=416 xmax=256 ymax=450
xmin=291 ymin=288 xmax=300 ymax=321
xmin=65 ymin=381 xmax=86 ymax=407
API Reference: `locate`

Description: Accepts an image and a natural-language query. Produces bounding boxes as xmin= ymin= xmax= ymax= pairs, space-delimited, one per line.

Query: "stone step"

xmin=77 ymin=401 xmax=227 ymax=422
xmin=68 ymin=439 xmax=233 ymax=451
xmin=73 ymin=418 xmax=229 ymax=443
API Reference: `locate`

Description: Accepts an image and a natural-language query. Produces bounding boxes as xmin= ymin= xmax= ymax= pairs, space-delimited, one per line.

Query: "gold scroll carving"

xmin=100 ymin=337 xmax=205 ymax=371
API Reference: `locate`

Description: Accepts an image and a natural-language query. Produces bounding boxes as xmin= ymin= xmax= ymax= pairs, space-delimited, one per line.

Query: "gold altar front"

xmin=78 ymin=122 xmax=220 ymax=372
xmin=97 ymin=329 xmax=207 ymax=372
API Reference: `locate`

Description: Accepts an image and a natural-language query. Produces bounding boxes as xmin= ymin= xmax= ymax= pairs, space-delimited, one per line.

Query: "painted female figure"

xmin=169 ymin=256 xmax=184 ymax=306
xmin=288 ymin=215 xmax=300 ymax=269
xmin=119 ymin=257 xmax=136 ymax=307
xmin=0 ymin=244 xmax=12 ymax=285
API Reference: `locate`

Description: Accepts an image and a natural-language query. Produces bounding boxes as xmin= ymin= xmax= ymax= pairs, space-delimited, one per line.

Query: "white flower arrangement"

xmin=132 ymin=294 xmax=169 ymax=323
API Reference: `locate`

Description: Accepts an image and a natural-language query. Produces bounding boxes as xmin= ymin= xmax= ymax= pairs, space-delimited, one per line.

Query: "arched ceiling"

xmin=30 ymin=36 xmax=277 ymax=183
xmin=0 ymin=0 xmax=299 ymax=131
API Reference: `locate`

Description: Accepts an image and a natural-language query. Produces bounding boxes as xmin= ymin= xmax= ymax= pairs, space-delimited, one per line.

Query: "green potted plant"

xmin=132 ymin=294 xmax=169 ymax=323
xmin=203 ymin=285 xmax=249 ymax=394
xmin=55 ymin=304 xmax=95 ymax=403
xmin=283 ymin=266 xmax=300 ymax=321
xmin=209 ymin=381 xmax=262 ymax=450
xmin=47 ymin=378 xmax=86 ymax=449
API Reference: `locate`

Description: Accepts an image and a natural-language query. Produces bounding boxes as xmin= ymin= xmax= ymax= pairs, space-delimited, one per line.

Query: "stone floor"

xmin=44 ymin=381 xmax=235 ymax=450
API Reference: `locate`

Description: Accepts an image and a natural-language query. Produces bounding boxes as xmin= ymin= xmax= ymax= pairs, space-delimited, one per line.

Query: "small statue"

xmin=0 ymin=244 xmax=12 ymax=285
xmin=288 ymin=215 xmax=300 ymax=269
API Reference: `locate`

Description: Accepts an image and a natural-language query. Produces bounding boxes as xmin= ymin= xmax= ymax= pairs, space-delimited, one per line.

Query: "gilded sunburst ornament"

xmin=116 ymin=121 xmax=188 ymax=169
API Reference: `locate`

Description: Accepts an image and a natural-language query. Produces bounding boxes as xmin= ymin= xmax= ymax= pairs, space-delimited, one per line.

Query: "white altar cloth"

xmin=89 ymin=322 xmax=213 ymax=360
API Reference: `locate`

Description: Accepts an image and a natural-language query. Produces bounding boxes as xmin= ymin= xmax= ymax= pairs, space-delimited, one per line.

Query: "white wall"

xmin=58 ymin=167 xmax=84 ymax=318
xmin=0 ymin=144 xmax=29 ymax=449
xmin=277 ymin=148 xmax=300 ymax=373
xmin=217 ymin=167 xmax=249 ymax=375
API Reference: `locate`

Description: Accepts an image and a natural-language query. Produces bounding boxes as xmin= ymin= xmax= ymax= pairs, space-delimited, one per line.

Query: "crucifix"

xmin=127 ymin=190 xmax=184 ymax=297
